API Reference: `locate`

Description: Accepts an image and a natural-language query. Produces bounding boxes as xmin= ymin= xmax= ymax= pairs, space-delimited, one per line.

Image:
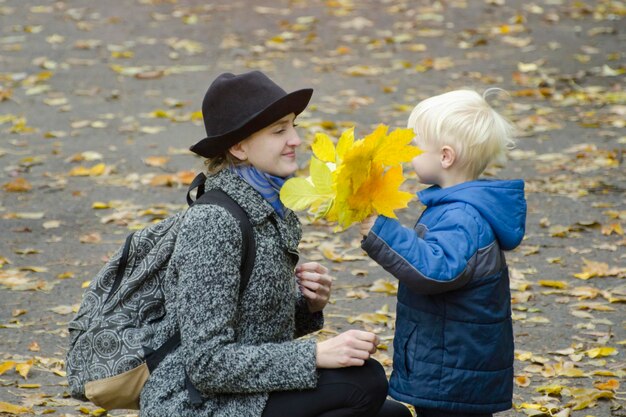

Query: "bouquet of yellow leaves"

xmin=280 ymin=124 xmax=422 ymax=229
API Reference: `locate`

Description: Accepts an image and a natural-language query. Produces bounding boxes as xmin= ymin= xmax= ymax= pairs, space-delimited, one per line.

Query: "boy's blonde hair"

xmin=407 ymin=89 xmax=516 ymax=179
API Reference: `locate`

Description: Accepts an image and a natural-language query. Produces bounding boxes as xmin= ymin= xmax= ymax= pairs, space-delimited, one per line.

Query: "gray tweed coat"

xmin=140 ymin=169 xmax=323 ymax=417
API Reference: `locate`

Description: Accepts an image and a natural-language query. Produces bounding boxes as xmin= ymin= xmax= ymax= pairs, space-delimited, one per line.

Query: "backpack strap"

xmin=185 ymin=173 xmax=255 ymax=293
xmin=147 ymin=185 xmax=256 ymax=407
xmin=193 ymin=189 xmax=256 ymax=296
xmin=186 ymin=172 xmax=207 ymax=206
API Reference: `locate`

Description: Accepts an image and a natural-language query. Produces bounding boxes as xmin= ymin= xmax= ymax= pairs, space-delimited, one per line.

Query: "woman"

xmin=140 ymin=71 xmax=411 ymax=417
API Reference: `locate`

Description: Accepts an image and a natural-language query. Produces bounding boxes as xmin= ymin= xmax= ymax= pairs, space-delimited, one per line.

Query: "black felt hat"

xmin=190 ymin=71 xmax=313 ymax=158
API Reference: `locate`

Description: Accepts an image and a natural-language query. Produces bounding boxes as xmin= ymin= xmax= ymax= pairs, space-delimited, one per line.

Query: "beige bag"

xmin=84 ymin=363 xmax=149 ymax=410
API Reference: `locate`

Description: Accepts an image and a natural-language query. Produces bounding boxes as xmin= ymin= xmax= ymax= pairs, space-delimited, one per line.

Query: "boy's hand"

xmin=296 ymin=262 xmax=332 ymax=313
xmin=359 ymin=214 xmax=377 ymax=238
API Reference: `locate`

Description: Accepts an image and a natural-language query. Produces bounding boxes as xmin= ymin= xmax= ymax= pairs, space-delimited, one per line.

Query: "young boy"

xmin=360 ymin=89 xmax=527 ymax=417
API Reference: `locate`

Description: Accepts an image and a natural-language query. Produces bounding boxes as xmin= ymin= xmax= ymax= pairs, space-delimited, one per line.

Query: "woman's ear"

xmin=440 ymin=145 xmax=456 ymax=169
xmin=228 ymin=142 xmax=248 ymax=161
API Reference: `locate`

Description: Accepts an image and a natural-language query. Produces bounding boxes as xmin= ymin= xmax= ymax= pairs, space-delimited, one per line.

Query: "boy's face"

xmin=411 ymin=135 xmax=444 ymax=186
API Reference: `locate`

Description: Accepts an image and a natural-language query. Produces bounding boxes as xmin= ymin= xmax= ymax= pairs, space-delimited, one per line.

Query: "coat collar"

xmin=205 ymin=169 xmax=298 ymax=229
xmin=204 ymin=169 xmax=272 ymax=225
xmin=203 ymin=170 xmax=301 ymax=253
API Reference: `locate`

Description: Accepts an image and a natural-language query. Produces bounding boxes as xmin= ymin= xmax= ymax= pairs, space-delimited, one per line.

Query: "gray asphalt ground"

xmin=1 ymin=1 xmax=625 ymax=416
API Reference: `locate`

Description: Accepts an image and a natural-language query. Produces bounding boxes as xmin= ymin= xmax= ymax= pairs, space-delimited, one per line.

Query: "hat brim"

xmin=190 ymin=88 xmax=313 ymax=158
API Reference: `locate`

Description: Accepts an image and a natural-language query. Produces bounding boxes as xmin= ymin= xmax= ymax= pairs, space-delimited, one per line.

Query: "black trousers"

xmin=417 ymin=408 xmax=493 ymax=417
xmin=262 ymin=359 xmax=412 ymax=417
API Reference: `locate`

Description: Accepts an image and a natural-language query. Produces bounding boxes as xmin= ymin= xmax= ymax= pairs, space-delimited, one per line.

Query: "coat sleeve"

xmin=174 ymin=205 xmax=318 ymax=395
xmin=293 ymin=292 xmax=324 ymax=338
xmin=361 ymin=208 xmax=481 ymax=295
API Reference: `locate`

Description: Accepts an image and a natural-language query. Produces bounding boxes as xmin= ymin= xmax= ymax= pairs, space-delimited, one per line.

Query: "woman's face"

xmin=230 ymin=113 xmax=302 ymax=177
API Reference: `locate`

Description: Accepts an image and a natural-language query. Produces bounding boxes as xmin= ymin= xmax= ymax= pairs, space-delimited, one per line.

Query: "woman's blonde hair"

xmin=407 ymin=89 xmax=516 ymax=178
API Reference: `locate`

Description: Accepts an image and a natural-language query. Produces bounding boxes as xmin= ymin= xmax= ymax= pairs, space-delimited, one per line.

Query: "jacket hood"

xmin=418 ymin=179 xmax=526 ymax=250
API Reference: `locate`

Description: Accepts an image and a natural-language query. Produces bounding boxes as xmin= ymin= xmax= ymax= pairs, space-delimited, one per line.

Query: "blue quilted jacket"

xmin=362 ymin=179 xmax=526 ymax=414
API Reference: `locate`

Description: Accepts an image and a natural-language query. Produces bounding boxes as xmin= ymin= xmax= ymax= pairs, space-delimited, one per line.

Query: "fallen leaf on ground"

xmin=0 ymin=401 xmax=32 ymax=414
xmin=2 ymin=177 xmax=32 ymax=192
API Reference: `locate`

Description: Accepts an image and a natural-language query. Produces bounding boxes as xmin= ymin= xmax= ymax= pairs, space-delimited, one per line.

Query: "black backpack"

xmin=66 ymin=173 xmax=255 ymax=410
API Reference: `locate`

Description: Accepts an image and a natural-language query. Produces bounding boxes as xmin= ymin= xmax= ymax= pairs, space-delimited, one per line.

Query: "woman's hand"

xmin=296 ymin=262 xmax=332 ymax=313
xmin=316 ymin=330 xmax=379 ymax=368
xmin=359 ymin=214 xmax=377 ymax=238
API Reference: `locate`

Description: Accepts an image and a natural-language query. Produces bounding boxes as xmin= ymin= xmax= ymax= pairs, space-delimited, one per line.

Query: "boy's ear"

xmin=440 ymin=145 xmax=456 ymax=169
xmin=228 ymin=143 xmax=248 ymax=161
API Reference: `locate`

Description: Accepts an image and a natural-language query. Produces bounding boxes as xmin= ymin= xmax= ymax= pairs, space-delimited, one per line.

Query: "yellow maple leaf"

xmin=340 ymin=135 xmax=376 ymax=192
xmin=176 ymin=170 xmax=196 ymax=185
xmin=15 ymin=359 xmax=33 ymax=379
xmin=309 ymin=157 xmax=334 ymax=195
xmin=311 ymin=132 xmax=336 ymax=163
xmin=68 ymin=163 xmax=107 ymax=177
xmin=9 ymin=117 xmax=36 ymax=134
xmin=343 ymin=162 xmax=385 ymax=224
xmin=346 ymin=163 xmax=413 ymax=225
xmin=17 ymin=383 xmax=41 ymax=389
xmin=369 ymin=279 xmax=398 ymax=295
xmin=373 ymin=127 xmax=422 ymax=166
xmin=535 ymin=384 xmax=565 ymax=395
xmin=565 ymin=387 xmax=614 ymax=410
xmin=0 ymin=361 xmax=16 ymax=375
xmin=554 ymin=361 xmax=586 ymax=378
xmin=601 ymin=222 xmax=624 ymax=236
xmin=594 ymin=378 xmax=619 ymax=391
xmin=2 ymin=178 xmax=32 ymax=192
xmin=280 ymin=157 xmax=334 ymax=215
xmin=335 ymin=127 xmax=355 ymax=162
xmin=538 ymin=280 xmax=568 ymax=289
xmin=514 ymin=375 xmax=531 ymax=387
xmin=573 ymin=258 xmax=624 ymax=280
xmin=280 ymin=177 xmax=319 ymax=211
xmin=347 ymin=312 xmax=390 ymax=325
xmin=585 ymin=346 xmax=617 ymax=358
xmin=281 ymin=124 xmax=420 ymax=229
xmin=149 ymin=109 xmax=172 ymax=119
xmin=0 ymin=401 xmax=31 ymax=415
xmin=371 ymin=164 xmax=414 ymax=218
xmin=144 ymin=156 xmax=170 ymax=167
